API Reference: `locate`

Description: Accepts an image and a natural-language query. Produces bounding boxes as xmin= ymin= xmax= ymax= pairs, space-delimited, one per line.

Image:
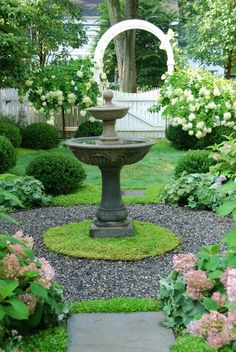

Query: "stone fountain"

xmin=66 ymin=90 xmax=154 ymax=238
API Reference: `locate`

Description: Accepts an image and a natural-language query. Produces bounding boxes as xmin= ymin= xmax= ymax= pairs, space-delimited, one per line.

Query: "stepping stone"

xmin=122 ymin=189 xmax=145 ymax=197
xmin=68 ymin=312 xmax=175 ymax=352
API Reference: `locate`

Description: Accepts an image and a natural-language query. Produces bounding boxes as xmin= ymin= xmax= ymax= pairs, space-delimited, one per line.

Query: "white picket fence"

xmin=0 ymin=88 xmax=166 ymax=137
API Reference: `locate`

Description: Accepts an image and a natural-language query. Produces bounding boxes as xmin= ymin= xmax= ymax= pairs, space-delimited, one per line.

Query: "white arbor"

xmin=93 ymin=19 xmax=175 ymax=84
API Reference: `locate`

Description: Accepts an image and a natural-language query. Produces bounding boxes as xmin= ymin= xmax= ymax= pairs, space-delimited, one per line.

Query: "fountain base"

xmin=90 ymin=217 xmax=133 ymax=238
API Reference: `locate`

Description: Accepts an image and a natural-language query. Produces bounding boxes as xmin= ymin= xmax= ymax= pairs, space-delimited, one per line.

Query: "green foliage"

xmin=175 ymin=150 xmax=214 ymax=177
xmin=0 ymin=115 xmax=25 ymax=131
xmin=74 ymin=120 xmax=103 ymax=137
xmin=0 ymin=123 xmax=21 ymax=148
xmin=23 ymin=59 xmax=100 ymax=120
xmin=159 ymin=271 xmax=206 ymax=328
xmin=15 ymin=327 xmax=68 ymax=352
xmin=25 ymin=0 xmax=86 ymax=66
xmin=198 ymin=127 xmax=236 ymax=149
xmin=0 ymin=232 xmax=69 ymax=346
xmin=164 ymin=173 xmax=235 ymax=210
xmin=178 ymin=0 xmax=236 ymax=75
xmin=22 ymin=123 xmax=59 ymax=150
xmin=209 ymin=136 xmax=236 ymax=180
xmin=0 ymin=176 xmax=51 ymax=211
xmin=152 ymin=67 xmax=236 ymax=140
xmin=0 ymin=136 xmax=16 ymax=173
xmin=171 ymin=335 xmax=216 ymax=352
xmin=0 ymin=0 xmax=33 ymax=88
xmin=26 ymin=152 xmax=86 ymax=195
xmin=71 ymin=298 xmax=160 ymax=314
xmin=165 ymin=125 xmax=199 ymax=150
xmin=44 ymin=220 xmax=180 ymax=261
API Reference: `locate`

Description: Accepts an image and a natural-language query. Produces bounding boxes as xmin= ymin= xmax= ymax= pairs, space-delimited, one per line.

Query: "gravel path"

xmin=0 ymin=204 xmax=233 ymax=301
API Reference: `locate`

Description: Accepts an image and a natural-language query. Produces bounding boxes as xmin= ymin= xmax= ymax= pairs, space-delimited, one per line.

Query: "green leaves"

xmin=4 ymin=298 xmax=29 ymax=320
xmin=30 ymin=282 xmax=48 ymax=299
xmin=202 ymin=297 xmax=218 ymax=312
xmin=0 ymin=280 xmax=19 ymax=301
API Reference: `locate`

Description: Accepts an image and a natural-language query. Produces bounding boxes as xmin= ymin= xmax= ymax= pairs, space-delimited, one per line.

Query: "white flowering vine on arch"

xmin=93 ymin=19 xmax=175 ymax=85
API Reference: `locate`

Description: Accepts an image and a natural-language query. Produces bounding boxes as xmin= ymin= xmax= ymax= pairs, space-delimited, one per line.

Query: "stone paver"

xmin=68 ymin=312 xmax=175 ymax=352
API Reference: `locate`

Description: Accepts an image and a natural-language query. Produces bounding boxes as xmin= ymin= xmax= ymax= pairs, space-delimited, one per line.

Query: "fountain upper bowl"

xmin=86 ymin=105 xmax=129 ymax=121
xmin=66 ymin=137 xmax=155 ymax=167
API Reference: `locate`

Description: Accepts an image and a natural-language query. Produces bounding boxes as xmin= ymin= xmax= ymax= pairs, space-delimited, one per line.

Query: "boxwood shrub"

xmin=175 ymin=150 xmax=215 ymax=177
xmin=0 ymin=122 xmax=21 ymax=147
xmin=74 ymin=120 xmax=103 ymax=137
xmin=0 ymin=136 xmax=16 ymax=173
xmin=165 ymin=125 xmax=199 ymax=150
xmin=26 ymin=152 xmax=86 ymax=195
xmin=22 ymin=123 xmax=59 ymax=150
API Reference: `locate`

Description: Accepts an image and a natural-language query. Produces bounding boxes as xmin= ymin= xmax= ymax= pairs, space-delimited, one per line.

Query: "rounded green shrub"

xmin=22 ymin=122 xmax=59 ymax=149
xmin=74 ymin=120 xmax=103 ymax=137
xmin=165 ymin=125 xmax=199 ymax=150
xmin=175 ymin=150 xmax=215 ymax=177
xmin=0 ymin=136 xmax=16 ymax=173
xmin=26 ymin=152 xmax=86 ymax=195
xmin=197 ymin=126 xmax=236 ymax=148
xmin=0 ymin=122 xmax=21 ymax=147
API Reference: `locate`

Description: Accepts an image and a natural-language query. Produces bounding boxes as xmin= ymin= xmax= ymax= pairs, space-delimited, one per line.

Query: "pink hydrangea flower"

xmin=8 ymin=243 xmax=24 ymax=257
xmin=2 ymin=253 xmax=21 ymax=279
xmin=12 ymin=230 xmax=34 ymax=249
xmin=212 ymin=292 xmax=227 ymax=309
xmin=37 ymin=258 xmax=55 ymax=288
xmin=173 ymin=253 xmax=196 ymax=273
xmin=18 ymin=293 xmax=38 ymax=315
xmin=220 ymin=268 xmax=231 ymax=287
xmin=188 ymin=312 xmax=232 ymax=348
xmin=19 ymin=262 xmax=39 ymax=277
xmin=184 ymin=270 xmax=213 ymax=300
xmin=226 ymin=269 xmax=236 ymax=304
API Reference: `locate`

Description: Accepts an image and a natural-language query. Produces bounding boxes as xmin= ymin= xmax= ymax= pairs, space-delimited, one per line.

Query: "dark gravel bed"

xmin=0 ymin=204 xmax=233 ymax=301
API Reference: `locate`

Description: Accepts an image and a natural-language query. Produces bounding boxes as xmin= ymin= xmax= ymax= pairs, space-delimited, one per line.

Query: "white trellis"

xmin=93 ymin=19 xmax=174 ymax=137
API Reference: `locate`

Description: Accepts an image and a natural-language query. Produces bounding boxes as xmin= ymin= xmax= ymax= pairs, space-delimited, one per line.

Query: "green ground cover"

xmin=43 ymin=220 xmax=180 ymax=261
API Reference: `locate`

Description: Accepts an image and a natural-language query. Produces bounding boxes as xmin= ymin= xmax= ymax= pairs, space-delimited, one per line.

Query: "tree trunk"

xmin=225 ymin=50 xmax=233 ymax=79
xmin=61 ymin=108 xmax=66 ymax=139
xmin=108 ymin=0 xmax=139 ymax=92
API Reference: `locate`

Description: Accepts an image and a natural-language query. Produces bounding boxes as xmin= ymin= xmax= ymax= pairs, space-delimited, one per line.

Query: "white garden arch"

xmin=94 ymin=19 xmax=175 ymax=84
xmin=93 ymin=19 xmax=175 ymax=138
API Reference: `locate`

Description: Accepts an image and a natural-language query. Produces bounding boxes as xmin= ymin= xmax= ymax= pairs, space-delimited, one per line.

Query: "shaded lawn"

xmin=11 ymin=140 xmax=186 ymax=188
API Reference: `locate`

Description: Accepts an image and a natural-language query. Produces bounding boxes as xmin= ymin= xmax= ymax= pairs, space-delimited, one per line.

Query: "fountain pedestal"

xmin=66 ymin=90 xmax=154 ymax=238
xmin=91 ymin=166 xmax=132 ymax=237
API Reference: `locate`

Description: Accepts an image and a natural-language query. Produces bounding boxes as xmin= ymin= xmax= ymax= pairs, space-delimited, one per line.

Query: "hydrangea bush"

xmin=152 ymin=67 xmax=236 ymax=139
xmin=0 ymin=230 xmax=69 ymax=347
xmin=160 ymin=186 xmax=236 ymax=350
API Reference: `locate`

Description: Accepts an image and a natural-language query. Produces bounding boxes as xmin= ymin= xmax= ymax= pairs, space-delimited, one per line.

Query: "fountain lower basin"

xmin=67 ymin=136 xmax=154 ymax=167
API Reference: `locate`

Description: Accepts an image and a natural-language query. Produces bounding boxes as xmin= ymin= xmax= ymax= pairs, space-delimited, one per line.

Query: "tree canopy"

xmin=178 ymin=0 xmax=236 ymax=78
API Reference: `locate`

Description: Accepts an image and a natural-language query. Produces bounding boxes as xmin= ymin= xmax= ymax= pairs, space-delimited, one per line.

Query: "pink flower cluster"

xmin=18 ymin=293 xmax=39 ymax=315
xmin=184 ymin=270 xmax=214 ymax=300
xmin=188 ymin=311 xmax=236 ymax=348
xmin=212 ymin=292 xmax=227 ymax=308
xmin=222 ymin=268 xmax=236 ymax=304
xmin=173 ymin=253 xmax=197 ymax=273
xmin=1 ymin=231 xmax=55 ymax=290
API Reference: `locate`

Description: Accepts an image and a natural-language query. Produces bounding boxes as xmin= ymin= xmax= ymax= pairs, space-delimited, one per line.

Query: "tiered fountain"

xmin=66 ymin=90 xmax=154 ymax=238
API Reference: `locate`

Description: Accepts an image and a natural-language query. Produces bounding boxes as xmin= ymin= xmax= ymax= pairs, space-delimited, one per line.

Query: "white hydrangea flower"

xmin=171 ymin=98 xmax=178 ymax=105
xmin=167 ymin=28 xmax=175 ymax=40
xmin=186 ymin=95 xmax=194 ymax=103
xmin=161 ymin=74 xmax=166 ymax=80
xmin=100 ymin=72 xmax=107 ymax=80
xmin=40 ymin=95 xmax=46 ymax=101
xmin=76 ymin=71 xmax=83 ymax=78
xmin=85 ymin=82 xmax=91 ymax=90
xmin=25 ymin=80 xmax=33 ymax=87
xmin=189 ymin=113 xmax=196 ymax=121
xmin=188 ymin=130 xmax=194 ymax=136
xmin=196 ymin=121 xmax=205 ymax=129
xmin=225 ymin=101 xmax=231 ymax=109
xmin=213 ymin=87 xmax=221 ymax=96
xmin=51 ymin=75 xmax=56 ymax=79
xmin=82 ymin=96 xmax=93 ymax=107
xmin=42 ymin=102 xmax=47 ymax=106
xmin=89 ymin=116 xmax=95 ymax=123
xmin=207 ymin=102 xmax=216 ymax=109
xmin=223 ymin=112 xmax=231 ymax=120
xmin=233 ymin=101 xmax=236 ymax=110
xmin=207 ymin=128 xmax=212 ymax=133
xmin=184 ymin=89 xmax=191 ymax=98
xmin=89 ymin=77 xmax=96 ymax=84
xmin=80 ymin=110 xmax=86 ymax=117
xmin=182 ymin=124 xmax=189 ymax=131
xmin=196 ymin=131 xmax=203 ymax=138
xmin=97 ymin=97 xmax=103 ymax=106
xmin=174 ymin=88 xmax=183 ymax=96
xmin=67 ymin=93 xmax=76 ymax=105
xmin=35 ymin=88 xmax=43 ymax=95
xmin=71 ymin=80 xmax=75 ymax=86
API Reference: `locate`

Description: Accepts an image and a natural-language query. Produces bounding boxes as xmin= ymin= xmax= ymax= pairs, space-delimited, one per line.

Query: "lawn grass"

xmin=43 ymin=220 xmax=180 ymax=261
xmin=11 ymin=139 xmax=185 ymax=186
xmin=52 ymin=183 xmax=165 ymax=206
xmin=71 ymin=297 xmax=160 ymax=314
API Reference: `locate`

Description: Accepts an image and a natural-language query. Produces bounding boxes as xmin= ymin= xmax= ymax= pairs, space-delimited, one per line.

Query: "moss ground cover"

xmin=43 ymin=220 xmax=180 ymax=261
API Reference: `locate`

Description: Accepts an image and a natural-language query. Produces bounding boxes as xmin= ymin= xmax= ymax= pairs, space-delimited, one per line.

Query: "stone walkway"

xmin=68 ymin=312 xmax=175 ymax=352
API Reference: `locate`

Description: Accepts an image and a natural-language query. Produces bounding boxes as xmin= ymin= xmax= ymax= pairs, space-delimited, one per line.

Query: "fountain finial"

xmin=103 ymin=90 xmax=113 ymax=105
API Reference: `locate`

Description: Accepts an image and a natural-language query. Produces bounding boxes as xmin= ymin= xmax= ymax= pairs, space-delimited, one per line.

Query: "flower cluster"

xmin=23 ymin=59 xmax=102 ymax=122
xmin=152 ymin=67 xmax=236 ymax=138
xmin=184 ymin=270 xmax=214 ymax=300
xmin=188 ymin=311 xmax=233 ymax=348
xmin=173 ymin=253 xmax=196 ymax=273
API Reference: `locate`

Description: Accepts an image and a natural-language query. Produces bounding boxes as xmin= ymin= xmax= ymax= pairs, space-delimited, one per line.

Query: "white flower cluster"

xmin=157 ymin=67 xmax=236 ymax=138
